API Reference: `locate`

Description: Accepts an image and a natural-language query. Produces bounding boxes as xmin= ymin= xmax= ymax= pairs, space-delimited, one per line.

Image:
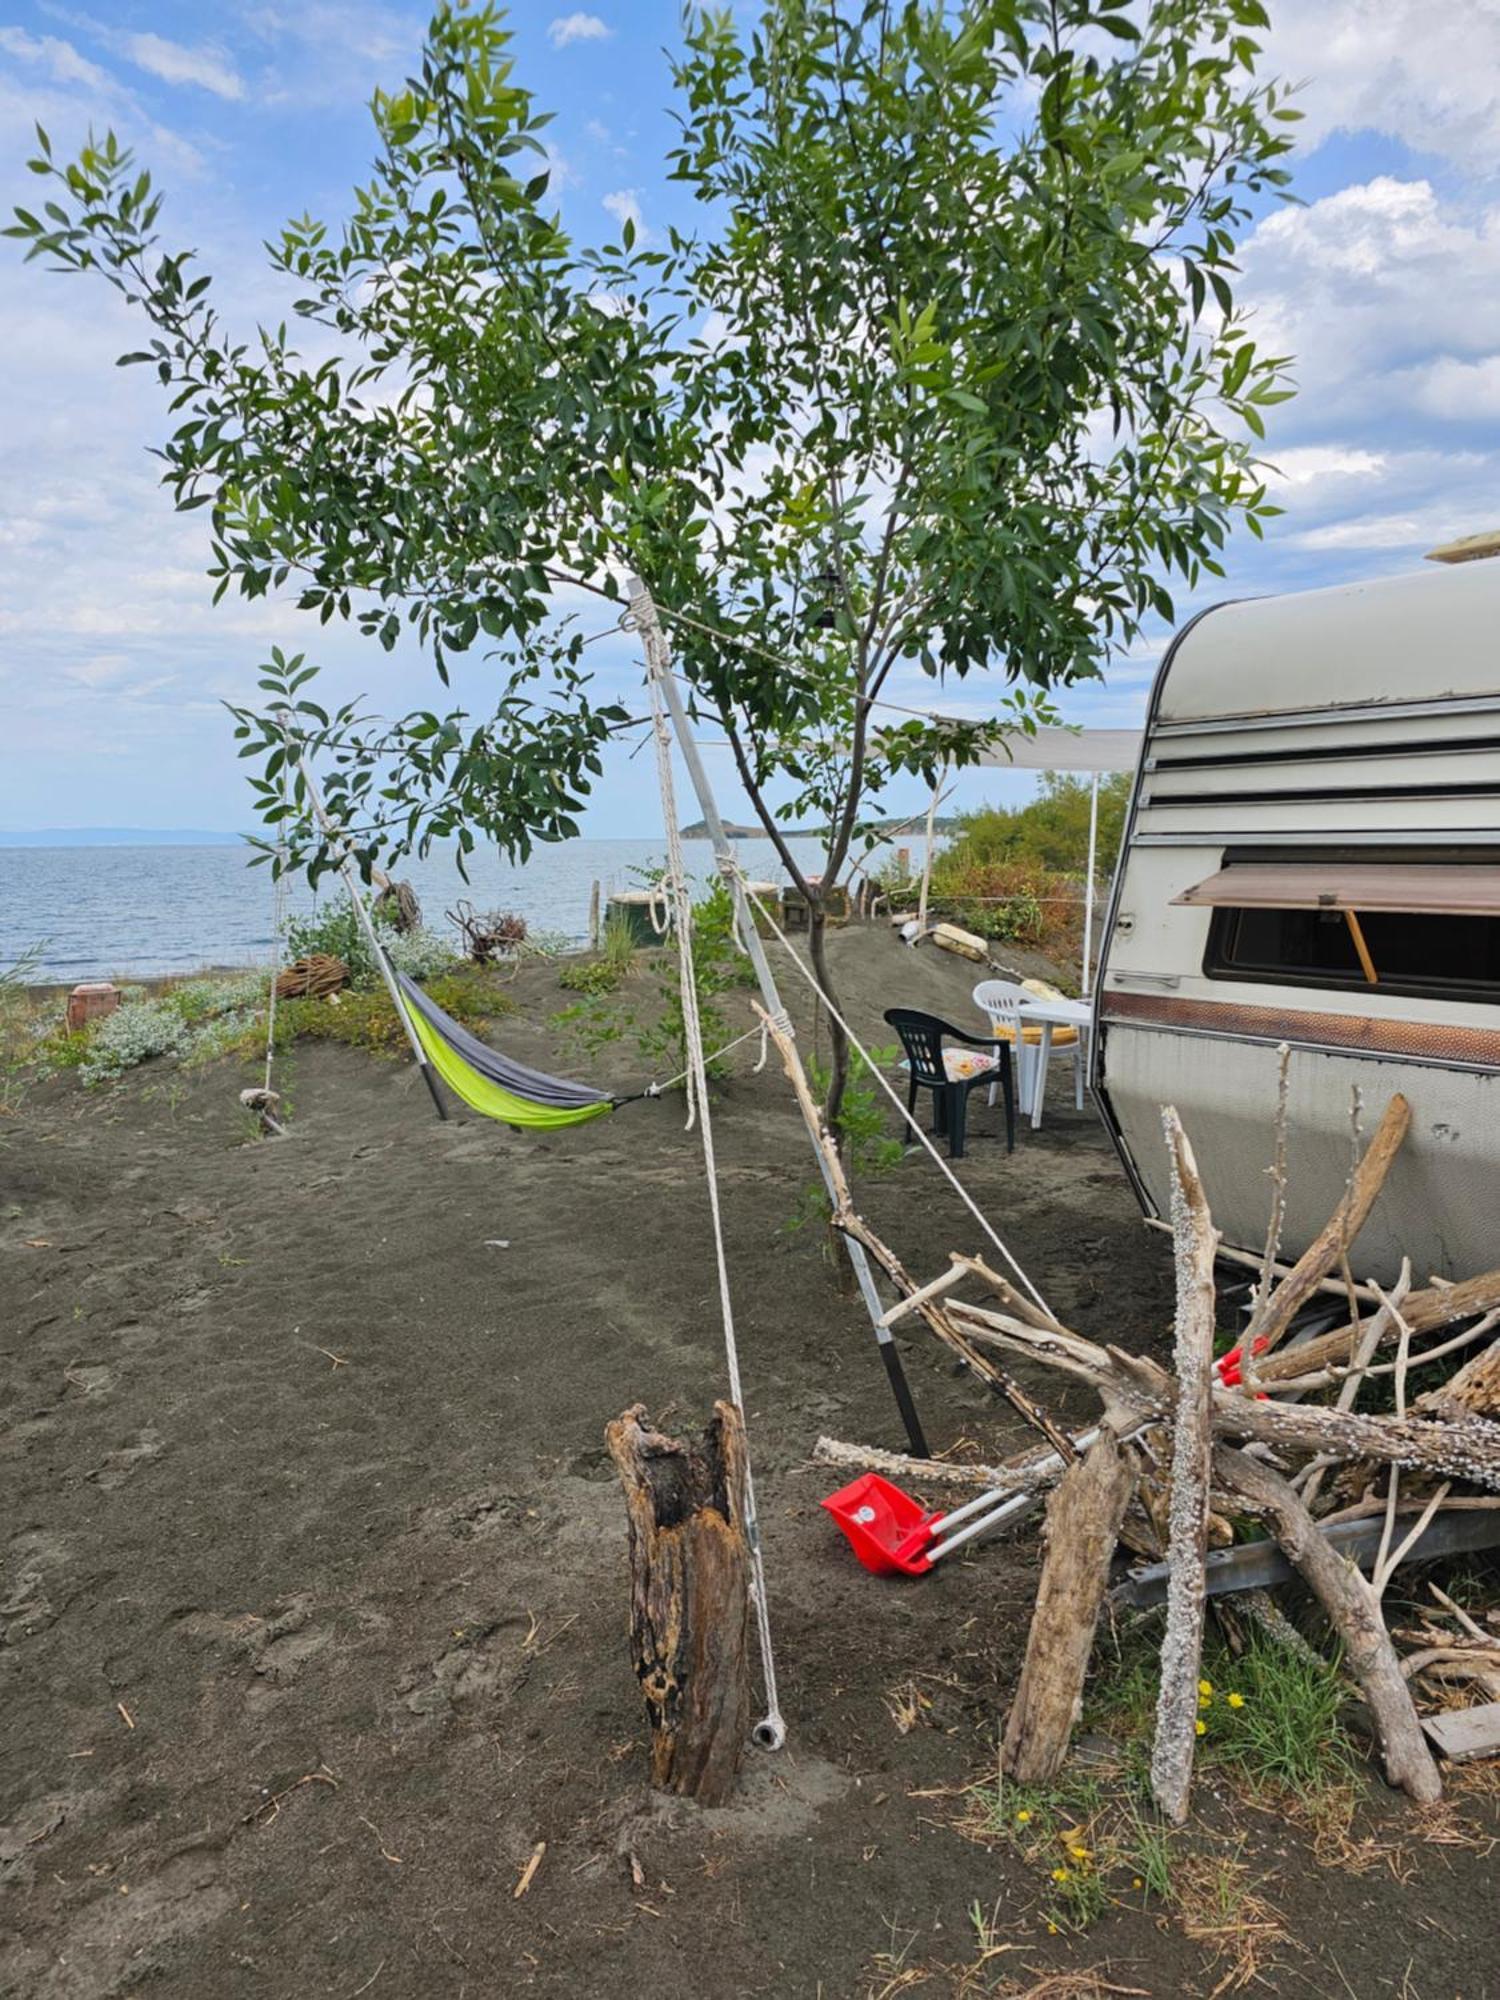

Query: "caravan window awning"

xmin=1173 ymin=862 xmax=1500 ymax=916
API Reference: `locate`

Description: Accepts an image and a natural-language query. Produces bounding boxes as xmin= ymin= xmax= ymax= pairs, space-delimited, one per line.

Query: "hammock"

xmin=396 ymin=973 xmax=617 ymax=1130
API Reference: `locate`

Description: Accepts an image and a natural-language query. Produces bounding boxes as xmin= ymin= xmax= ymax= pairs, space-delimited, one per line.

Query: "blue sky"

xmin=2 ymin=2 xmax=1499 ymax=837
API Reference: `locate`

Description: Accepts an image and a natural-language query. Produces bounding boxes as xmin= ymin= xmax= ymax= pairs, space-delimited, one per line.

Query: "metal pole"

xmin=628 ymin=577 xmax=929 ymax=1457
xmin=287 ymin=726 xmax=449 ymax=1121
xmin=1082 ymin=771 xmax=1099 ymax=1001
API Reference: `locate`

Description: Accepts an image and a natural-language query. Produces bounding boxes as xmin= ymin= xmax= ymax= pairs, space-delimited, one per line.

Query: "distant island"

xmin=0 ymin=828 xmax=246 ymax=847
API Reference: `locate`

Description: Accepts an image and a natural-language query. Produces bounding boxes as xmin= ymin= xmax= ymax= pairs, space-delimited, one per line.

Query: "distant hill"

xmin=0 ymin=828 xmax=245 ymax=848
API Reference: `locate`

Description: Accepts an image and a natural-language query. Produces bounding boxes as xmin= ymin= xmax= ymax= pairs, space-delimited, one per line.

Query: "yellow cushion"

xmin=988 ymin=1021 xmax=1079 ymax=1050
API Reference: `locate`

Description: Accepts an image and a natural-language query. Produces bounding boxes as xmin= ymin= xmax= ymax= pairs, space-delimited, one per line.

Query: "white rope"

xmin=641 ymin=596 xmax=786 ymax=1753
xmin=738 ymin=876 xmax=1056 ymax=1320
xmin=647 ymin=1017 xmax=771 ymax=1098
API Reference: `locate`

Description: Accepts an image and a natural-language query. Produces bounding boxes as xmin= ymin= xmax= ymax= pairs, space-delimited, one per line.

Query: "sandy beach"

xmin=2 ymin=924 xmax=1496 ymax=1998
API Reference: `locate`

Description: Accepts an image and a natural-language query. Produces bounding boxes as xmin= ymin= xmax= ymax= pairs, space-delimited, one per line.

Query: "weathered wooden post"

xmin=588 ymin=879 xmax=601 ymax=950
xmin=606 ymin=1402 xmax=752 ymax=1805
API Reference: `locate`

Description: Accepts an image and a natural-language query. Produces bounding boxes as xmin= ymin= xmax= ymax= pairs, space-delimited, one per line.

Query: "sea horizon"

xmin=0 ymin=833 xmax=895 ymax=984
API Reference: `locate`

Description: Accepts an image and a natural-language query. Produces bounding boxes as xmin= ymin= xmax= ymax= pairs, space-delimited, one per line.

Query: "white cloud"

xmin=1261 ymin=446 xmax=1386 ymax=491
xmin=548 ymin=13 xmax=611 ymax=49
xmin=1239 ymin=178 xmax=1500 ymax=434
xmin=0 ymin=26 xmax=109 ymax=91
xmin=602 ymin=188 xmax=646 ymax=240
xmin=1410 ymin=354 xmax=1500 ymax=422
xmin=1264 ymin=0 xmax=1500 ymax=171
xmin=119 ymin=31 xmax=243 ymax=100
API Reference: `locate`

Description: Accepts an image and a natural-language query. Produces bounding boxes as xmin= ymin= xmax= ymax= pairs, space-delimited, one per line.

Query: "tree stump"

xmin=605 ymin=1402 xmax=752 ymax=1805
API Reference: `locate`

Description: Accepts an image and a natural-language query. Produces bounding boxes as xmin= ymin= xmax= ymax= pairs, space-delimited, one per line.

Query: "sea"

xmin=0 ymin=837 xmax=852 ymax=985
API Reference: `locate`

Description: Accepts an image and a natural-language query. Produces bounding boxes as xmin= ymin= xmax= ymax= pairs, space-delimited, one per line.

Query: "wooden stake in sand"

xmin=605 ymin=1402 xmax=752 ymax=1806
xmin=1002 ymin=1432 xmax=1133 ymax=1783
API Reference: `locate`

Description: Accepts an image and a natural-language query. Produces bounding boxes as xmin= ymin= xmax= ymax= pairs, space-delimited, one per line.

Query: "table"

xmin=1015 ymin=995 xmax=1092 ymax=1128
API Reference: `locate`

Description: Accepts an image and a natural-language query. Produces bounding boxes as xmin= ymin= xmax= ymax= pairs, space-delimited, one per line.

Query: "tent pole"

xmin=628 ymin=577 xmax=929 ymax=1458
xmin=288 ymin=728 xmax=449 ymax=1121
xmin=1082 ymin=772 xmax=1100 ymax=1002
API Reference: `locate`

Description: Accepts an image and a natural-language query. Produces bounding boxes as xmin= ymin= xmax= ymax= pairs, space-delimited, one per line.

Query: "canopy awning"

xmin=1173 ymin=862 xmax=1500 ymax=917
xmin=966 ymin=725 xmax=1143 ymax=774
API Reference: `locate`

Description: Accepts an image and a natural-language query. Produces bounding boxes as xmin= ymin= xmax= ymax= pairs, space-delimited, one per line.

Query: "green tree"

xmin=10 ymin=0 xmax=1294 ymax=1134
xmin=945 ymin=770 xmax=1134 ymax=878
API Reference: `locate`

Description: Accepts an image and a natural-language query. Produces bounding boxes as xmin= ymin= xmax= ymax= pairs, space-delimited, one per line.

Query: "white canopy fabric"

xmin=966 ymin=724 xmax=1142 ymax=774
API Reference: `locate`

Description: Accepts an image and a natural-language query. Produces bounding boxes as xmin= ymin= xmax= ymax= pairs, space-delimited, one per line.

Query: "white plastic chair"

xmin=972 ymin=978 xmax=1035 ymax=1118
xmin=973 ymin=978 xmax=1087 ymax=1122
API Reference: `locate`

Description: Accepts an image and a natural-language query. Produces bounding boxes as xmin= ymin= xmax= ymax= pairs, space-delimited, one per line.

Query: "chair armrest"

xmin=944 ymin=1027 xmax=1008 ymax=1052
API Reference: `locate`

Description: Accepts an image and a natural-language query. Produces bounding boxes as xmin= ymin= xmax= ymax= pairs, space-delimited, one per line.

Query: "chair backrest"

xmin=884 ymin=1007 xmax=961 ymax=1086
xmin=972 ymin=977 xmax=1028 ymax=1031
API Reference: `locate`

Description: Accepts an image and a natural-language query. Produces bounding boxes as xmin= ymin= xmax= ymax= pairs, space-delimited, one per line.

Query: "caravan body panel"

xmin=1096 ymin=561 xmax=1500 ymax=1283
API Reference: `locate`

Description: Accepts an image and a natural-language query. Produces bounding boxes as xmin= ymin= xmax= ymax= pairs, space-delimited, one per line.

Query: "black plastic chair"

xmin=884 ymin=1008 xmax=1015 ymax=1159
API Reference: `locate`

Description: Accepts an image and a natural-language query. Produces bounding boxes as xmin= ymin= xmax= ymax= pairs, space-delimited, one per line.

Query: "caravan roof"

xmin=1157 ymin=560 xmax=1500 ymax=727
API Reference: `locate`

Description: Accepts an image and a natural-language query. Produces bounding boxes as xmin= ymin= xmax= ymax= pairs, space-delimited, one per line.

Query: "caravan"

xmin=1094 ymin=558 xmax=1500 ymax=1282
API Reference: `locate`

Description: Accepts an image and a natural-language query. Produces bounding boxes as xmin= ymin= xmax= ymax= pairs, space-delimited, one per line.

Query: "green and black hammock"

xmin=396 ymin=973 xmax=635 ymax=1130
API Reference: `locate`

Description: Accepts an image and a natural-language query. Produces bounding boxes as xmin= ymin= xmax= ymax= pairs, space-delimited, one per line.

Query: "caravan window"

xmin=1189 ymin=855 xmax=1500 ymax=1003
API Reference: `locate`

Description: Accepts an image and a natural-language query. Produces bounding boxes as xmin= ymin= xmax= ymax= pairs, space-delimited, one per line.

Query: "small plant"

xmin=79 ymin=998 xmax=190 ymax=1084
xmin=558 ymin=911 xmax=640 ymax=995
xmin=1199 ymin=1643 xmax=1357 ymax=1798
xmin=285 ymin=894 xmax=458 ymax=990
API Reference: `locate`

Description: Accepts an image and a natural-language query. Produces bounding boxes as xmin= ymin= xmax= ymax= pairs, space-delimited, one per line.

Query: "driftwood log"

xmin=1216 ymin=1446 xmax=1443 ymax=1803
xmin=605 ymin=1402 xmax=751 ymax=1806
xmin=1002 ymin=1433 xmax=1133 ymax=1783
xmin=1150 ymin=1109 xmax=1220 ymax=1824
xmin=1244 ymin=1092 xmax=1411 ymax=1358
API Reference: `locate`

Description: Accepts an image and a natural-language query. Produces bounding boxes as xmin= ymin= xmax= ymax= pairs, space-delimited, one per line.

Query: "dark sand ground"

xmin=2 ymin=925 xmax=1497 ymax=1998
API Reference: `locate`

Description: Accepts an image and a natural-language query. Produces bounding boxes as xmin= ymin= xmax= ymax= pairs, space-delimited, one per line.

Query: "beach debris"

xmin=239 ymin=1086 xmax=285 ymax=1137
xmin=373 ymin=878 xmax=422 ymax=933
xmin=514 ymin=1840 xmax=546 ymax=1898
xmin=274 ymin=953 xmax=348 ymax=1000
xmin=605 ymin=1402 xmax=752 ymax=1806
xmin=447 ymin=900 xmax=527 ymax=964
xmin=66 ymin=982 xmax=120 ymax=1032
xmin=808 ymin=1077 xmax=1500 ymax=1813
xmin=929 ymin=921 xmax=987 ymax=962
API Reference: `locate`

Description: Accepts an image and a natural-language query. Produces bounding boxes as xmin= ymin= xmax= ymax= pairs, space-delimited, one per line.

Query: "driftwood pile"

xmin=447 ymin=899 xmax=528 ymax=965
xmin=788 ymin=1023 xmax=1500 ymax=1818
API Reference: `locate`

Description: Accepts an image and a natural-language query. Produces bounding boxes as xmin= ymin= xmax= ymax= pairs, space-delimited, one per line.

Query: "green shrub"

xmin=79 ymin=998 xmax=191 ymax=1084
xmin=558 ymin=910 xmax=640 ymax=995
xmin=284 ymin=894 xmax=461 ymax=991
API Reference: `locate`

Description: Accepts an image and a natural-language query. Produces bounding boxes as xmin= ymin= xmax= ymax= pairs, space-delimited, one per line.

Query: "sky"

xmin=2 ymin=1 xmax=1499 ymax=838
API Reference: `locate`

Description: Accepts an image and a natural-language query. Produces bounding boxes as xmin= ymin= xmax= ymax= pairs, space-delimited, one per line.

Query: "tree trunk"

xmin=807 ymin=893 xmax=851 ymax=1143
xmin=605 ymin=1402 xmax=752 ymax=1806
xmin=1002 ymin=1433 xmax=1134 ymax=1783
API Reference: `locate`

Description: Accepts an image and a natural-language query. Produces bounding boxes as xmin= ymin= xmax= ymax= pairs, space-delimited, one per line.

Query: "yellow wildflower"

xmin=1198 ymin=1690 xmax=1212 ymax=1709
xmin=1132 ymin=1877 xmax=1144 ymax=1890
xmin=1195 ymin=1719 xmax=1207 ymax=1737
xmin=1051 ymin=1866 xmax=1070 ymax=1883
xmin=1227 ymin=1692 xmax=1245 ymax=1709
xmin=1197 ymin=1678 xmax=1213 ymax=1698
xmin=1068 ymin=1845 xmax=1089 ymax=1862
xmin=1015 ymin=1809 xmax=1032 ymax=1824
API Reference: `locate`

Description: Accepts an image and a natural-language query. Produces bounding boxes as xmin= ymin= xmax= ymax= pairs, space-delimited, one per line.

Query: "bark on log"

xmin=1150 ymin=1108 xmax=1220 ymax=1825
xmin=1416 ymin=1337 xmax=1500 ymax=1421
xmin=1213 ymin=1398 xmax=1500 ymax=1491
xmin=1256 ymin=1268 xmax=1500 ymax=1387
xmin=1002 ymin=1433 xmax=1133 ymax=1783
xmin=605 ymin=1402 xmax=751 ymax=1805
xmin=1214 ymin=1446 xmax=1443 ymax=1804
xmin=1247 ymin=1092 xmax=1410 ymax=1356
